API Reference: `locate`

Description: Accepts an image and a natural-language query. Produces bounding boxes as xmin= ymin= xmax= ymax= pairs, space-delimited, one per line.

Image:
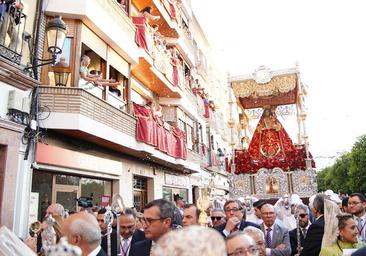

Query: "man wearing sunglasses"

xmin=215 ymin=200 xmax=260 ymax=237
xmin=210 ymin=208 xmax=226 ymax=228
xmin=289 ymin=204 xmax=310 ymax=256
xmin=129 ymin=199 xmax=174 ymax=256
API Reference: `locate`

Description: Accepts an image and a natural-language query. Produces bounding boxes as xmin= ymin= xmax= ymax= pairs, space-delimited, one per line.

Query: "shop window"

xmin=31 ymin=171 xmax=111 ymax=219
xmin=31 ymin=171 xmax=53 ymax=220
xmin=162 ymin=187 xmax=188 ymax=203
xmin=55 ymin=174 xmax=80 ymax=186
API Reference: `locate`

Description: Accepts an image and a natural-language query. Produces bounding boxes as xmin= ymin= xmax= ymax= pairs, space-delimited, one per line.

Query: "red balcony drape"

xmin=133 ymin=103 xmax=187 ymax=160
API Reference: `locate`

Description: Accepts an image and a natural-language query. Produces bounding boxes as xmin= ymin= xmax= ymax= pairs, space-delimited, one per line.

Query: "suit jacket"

xmin=289 ymin=227 xmax=306 ymax=256
xmin=351 ymin=245 xmax=366 ymax=256
xmin=101 ymin=229 xmax=118 ymax=256
xmin=300 ymin=215 xmax=324 ymax=256
xmin=129 ymin=239 xmax=152 ymax=256
xmin=130 ymin=229 xmax=146 ymax=245
xmin=215 ymin=220 xmax=260 ymax=237
xmin=260 ymin=222 xmax=291 ymax=256
xmin=96 ymin=248 xmax=107 ymax=256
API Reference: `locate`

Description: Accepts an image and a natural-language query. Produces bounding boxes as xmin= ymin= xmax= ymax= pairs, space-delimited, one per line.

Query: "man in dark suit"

xmin=129 ymin=199 xmax=174 ymax=256
xmin=97 ymin=208 xmax=118 ymax=255
xmin=289 ymin=204 xmax=310 ymax=256
xmin=260 ymin=204 xmax=291 ymax=256
xmin=300 ymin=194 xmax=326 ymax=256
xmin=118 ymin=208 xmax=145 ymax=256
xmin=215 ymin=199 xmax=260 ymax=238
xmin=61 ymin=211 xmax=106 ymax=256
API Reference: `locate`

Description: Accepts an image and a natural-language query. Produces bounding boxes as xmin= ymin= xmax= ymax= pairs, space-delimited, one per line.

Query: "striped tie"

xmin=265 ymin=228 xmax=272 ymax=248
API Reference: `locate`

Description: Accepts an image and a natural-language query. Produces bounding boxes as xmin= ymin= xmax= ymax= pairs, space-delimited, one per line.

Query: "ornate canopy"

xmin=230 ymin=66 xmax=299 ymax=109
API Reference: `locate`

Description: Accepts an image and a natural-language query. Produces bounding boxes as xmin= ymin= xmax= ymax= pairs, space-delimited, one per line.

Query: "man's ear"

xmin=163 ymin=217 xmax=172 ymax=227
xmin=73 ymin=235 xmax=82 ymax=245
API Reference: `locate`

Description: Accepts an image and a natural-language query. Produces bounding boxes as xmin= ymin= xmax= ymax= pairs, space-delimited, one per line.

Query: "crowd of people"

xmin=21 ymin=191 xmax=366 ymax=256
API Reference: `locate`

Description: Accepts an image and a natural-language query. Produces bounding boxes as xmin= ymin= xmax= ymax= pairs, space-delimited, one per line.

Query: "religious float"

xmin=227 ymin=65 xmax=317 ymax=200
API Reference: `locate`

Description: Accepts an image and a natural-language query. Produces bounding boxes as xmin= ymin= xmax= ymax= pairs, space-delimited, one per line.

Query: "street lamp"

xmin=25 ymin=15 xmax=67 ymax=71
xmin=46 ymin=15 xmax=67 ymax=58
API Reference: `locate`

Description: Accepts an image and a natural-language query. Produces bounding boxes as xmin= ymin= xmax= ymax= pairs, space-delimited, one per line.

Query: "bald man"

xmin=61 ymin=212 xmax=106 ymax=256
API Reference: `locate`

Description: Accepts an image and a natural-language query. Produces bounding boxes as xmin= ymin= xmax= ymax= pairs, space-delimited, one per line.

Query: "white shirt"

xmin=88 ymin=245 xmax=102 ymax=256
xmin=120 ymin=235 xmax=133 ymax=256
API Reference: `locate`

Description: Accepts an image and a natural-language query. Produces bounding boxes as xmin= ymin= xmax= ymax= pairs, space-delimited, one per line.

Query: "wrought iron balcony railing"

xmin=0 ymin=3 xmax=27 ymax=65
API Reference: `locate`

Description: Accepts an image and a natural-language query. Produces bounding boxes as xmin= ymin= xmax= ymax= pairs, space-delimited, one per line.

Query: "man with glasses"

xmin=260 ymin=204 xmax=291 ymax=256
xmin=347 ymin=192 xmax=366 ymax=242
xmin=210 ymin=208 xmax=226 ymax=228
xmin=289 ymin=204 xmax=310 ymax=256
xmin=243 ymin=226 xmax=266 ymax=256
xmin=215 ymin=200 xmax=260 ymax=237
xmin=119 ymin=208 xmax=145 ymax=256
xmin=226 ymin=232 xmax=259 ymax=256
xmin=129 ymin=199 xmax=174 ymax=256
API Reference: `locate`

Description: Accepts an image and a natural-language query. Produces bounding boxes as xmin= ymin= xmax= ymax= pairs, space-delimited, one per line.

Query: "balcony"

xmin=44 ymin=0 xmax=139 ymax=64
xmin=132 ymin=0 xmax=179 ymax=38
xmin=38 ymin=86 xmax=200 ymax=173
xmin=0 ymin=4 xmax=27 ymax=65
xmin=131 ymin=24 xmax=183 ymax=98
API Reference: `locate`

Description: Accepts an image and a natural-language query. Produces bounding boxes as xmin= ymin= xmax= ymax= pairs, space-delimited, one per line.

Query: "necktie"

xmin=265 ymin=228 xmax=272 ymax=248
xmin=301 ymin=228 xmax=307 ymax=239
xmin=357 ymin=218 xmax=364 ymax=241
xmin=121 ymin=239 xmax=129 ymax=256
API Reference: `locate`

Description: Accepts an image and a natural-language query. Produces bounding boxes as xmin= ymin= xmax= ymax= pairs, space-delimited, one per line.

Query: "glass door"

xmin=52 ymin=175 xmax=80 ymax=213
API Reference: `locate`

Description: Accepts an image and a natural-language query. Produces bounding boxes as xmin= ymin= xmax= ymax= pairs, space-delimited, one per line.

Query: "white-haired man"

xmin=226 ymin=232 xmax=259 ymax=256
xmin=61 ymin=211 xmax=105 ymax=256
xmin=260 ymin=204 xmax=291 ymax=256
xmin=243 ymin=226 xmax=266 ymax=256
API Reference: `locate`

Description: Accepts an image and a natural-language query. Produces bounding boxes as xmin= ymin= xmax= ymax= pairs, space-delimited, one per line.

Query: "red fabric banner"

xmin=132 ymin=16 xmax=148 ymax=51
xmin=133 ymin=103 xmax=187 ymax=160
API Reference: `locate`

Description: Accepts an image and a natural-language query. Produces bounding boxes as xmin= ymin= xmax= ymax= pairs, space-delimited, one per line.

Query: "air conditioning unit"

xmin=7 ymin=90 xmax=23 ymax=111
xmin=22 ymin=97 xmax=31 ymax=114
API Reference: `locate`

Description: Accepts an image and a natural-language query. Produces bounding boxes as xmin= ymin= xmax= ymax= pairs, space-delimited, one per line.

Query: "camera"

xmin=76 ymin=196 xmax=93 ymax=208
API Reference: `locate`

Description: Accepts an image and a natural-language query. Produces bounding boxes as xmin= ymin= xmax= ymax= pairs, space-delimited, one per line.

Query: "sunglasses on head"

xmin=211 ymin=216 xmax=222 ymax=221
xmin=299 ymin=213 xmax=308 ymax=218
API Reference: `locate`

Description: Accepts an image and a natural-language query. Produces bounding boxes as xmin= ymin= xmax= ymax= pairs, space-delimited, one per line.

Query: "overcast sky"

xmin=192 ymin=0 xmax=366 ymax=169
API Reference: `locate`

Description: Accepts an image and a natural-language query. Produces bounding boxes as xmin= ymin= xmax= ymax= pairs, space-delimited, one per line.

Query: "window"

xmin=186 ymin=124 xmax=193 ymax=150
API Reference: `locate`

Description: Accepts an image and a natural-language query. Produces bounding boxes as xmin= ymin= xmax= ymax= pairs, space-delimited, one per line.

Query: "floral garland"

xmin=229 ymin=145 xmax=315 ymax=174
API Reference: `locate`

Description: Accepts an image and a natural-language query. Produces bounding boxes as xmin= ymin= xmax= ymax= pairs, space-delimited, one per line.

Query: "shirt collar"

xmin=263 ymin=223 xmax=275 ymax=231
xmin=121 ymin=235 xmax=133 ymax=243
xmin=316 ymin=214 xmax=324 ymax=221
xmin=88 ymin=245 xmax=102 ymax=256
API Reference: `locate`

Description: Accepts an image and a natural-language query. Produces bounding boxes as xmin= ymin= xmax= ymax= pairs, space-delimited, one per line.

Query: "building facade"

xmin=0 ymin=0 xmax=231 ymax=238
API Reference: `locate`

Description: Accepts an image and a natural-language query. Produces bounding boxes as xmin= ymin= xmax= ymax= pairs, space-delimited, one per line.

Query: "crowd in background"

xmin=22 ymin=191 xmax=366 ymax=256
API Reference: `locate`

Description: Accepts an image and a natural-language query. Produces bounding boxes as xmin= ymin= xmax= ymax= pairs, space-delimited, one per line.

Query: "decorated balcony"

xmin=132 ymin=0 xmax=179 ymax=38
xmin=0 ymin=2 xmax=27 ymax=65
xmin=38 ymin=86 xmax=199 ymax=172
xmin=131 ymin=22 xmax=184 ymax=98
xmin=133 ymin=103 xmax=187 ymax=159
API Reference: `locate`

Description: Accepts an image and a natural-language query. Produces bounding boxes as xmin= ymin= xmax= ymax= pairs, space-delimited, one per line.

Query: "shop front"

xmin=162 ymin=173 xmax=190 ymax=203
xmin=31 ymin=143 xmax=122 ymax=220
